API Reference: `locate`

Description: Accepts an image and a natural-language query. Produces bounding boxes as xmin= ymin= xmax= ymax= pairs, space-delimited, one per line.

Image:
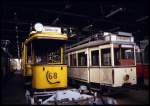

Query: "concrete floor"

xmin=1 ymin=74 xmax=26 ymax=104
xmin=1 ymin=74 xmax=149 ymax=105
xmin=107 ymin=89 xmax=149 ymax=105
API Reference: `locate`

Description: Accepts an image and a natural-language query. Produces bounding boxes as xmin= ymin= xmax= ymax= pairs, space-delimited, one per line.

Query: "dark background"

xmin=1 ymin=0 xmax=149 ymax=57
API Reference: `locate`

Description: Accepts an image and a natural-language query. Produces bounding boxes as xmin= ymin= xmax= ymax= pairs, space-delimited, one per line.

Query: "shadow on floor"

xmin=1 ymin=73 xmax=26 ymax=104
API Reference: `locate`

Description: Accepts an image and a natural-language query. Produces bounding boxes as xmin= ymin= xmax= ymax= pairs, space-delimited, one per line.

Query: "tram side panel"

xmin=89 ymin=68 xmax=100 ymax=83
xmin=89 ymin=67 xmax=136 ymax=87
xmin=67 ymin=45 xmax=137 ymax=88
xmin=70 ymin=67 xmax=89 ymax=82
xmin=112 ymin=67 xmax=136 ymax=87
xmin=68 ymin=67 xmax=137 ymax=87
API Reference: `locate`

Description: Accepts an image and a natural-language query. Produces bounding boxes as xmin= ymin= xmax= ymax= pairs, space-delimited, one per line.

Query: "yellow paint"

xmin=21 ymin=44 xmax=28 ymax=76
xmin=61 ymin=47 xmax=64 ymax=64
xmin=25 ymin=64 xmax=32 ymax=76
xmin=32 ymin=65 xmax=67 ymax=89
xmin=21 ymin=30 xmax=68 ymax=89
xmin=25 ymin=32 xmax=68 ymax=44
xmin=21 ymin=44 xmax=32 ymax=76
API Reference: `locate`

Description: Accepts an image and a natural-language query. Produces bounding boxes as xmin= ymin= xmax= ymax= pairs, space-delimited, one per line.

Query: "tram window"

xmin=70 ymin=54 xmax=76 ymax=66
xmin=114 ymin=48 xmax=120 ymax=65
xmin=114 ymin=47 xmax=135 ymax=66
xmin=27 ymin=56 xmax=32 ymax=64
xmin=36 ymin=56 xmax=42 ymax=63
xmin=122 ymin=49 xmax=134 ymax=59
xmin=91 ymin=50 xmax=99 ymax=66
xmin=27 ymin=44 xmax=32 ymax=64
xmin=101 ymin=48 xmax=111 ymax=66
xmin=78 ymin=52 xmax=87 ymax=66
xmin=64 ymin=55 xmax=68 ymax=64
xmin=32 ymin=39 xmax=62 ymax=64
xmin=136 ymin=52 xmax=142 ymax=64
xmin=48 ymin=49 xmax=61 ymax=63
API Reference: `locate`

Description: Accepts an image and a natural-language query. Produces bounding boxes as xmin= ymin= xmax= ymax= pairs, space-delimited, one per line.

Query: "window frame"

xmin=90 ymin=49 xmax=100 ymax=66
xmin=77 ymin=51 xmax=87 ymax=67
xmin=101 ymin=47 xmax=112 ymax=66
xmin=113 ymin=44 xmax=136 ymax=66
xmin=70 ymin=53 xmax=77 ymax=66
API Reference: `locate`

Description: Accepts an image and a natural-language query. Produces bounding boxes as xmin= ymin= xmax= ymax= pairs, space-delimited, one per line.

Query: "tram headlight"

xmin=124 ymin=74 xmax=129 ymax=81
xmin=34 ymin=23 xmax=43 ymax=32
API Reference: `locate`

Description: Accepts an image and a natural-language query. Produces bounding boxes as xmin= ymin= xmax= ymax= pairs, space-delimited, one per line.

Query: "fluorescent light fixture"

xmin=82 ymin=24 xmax=93 ymax=31
xmin=105 ymin=8 xmax=123 ymax=18
xmin=136 ymin=16 xmax=149 ymax=22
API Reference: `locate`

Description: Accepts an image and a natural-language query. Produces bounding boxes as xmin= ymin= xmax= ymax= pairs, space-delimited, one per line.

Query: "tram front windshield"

xmin=114 ymin=45 xmax=135 ymax=66
xmin=31 ymin=39 xmax=64 ymax=64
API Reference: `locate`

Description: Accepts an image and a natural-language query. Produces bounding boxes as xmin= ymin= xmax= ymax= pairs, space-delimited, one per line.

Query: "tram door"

xmin=89 ymin=48 xmax=101 ymax=83
xmin=89 ymin=46 xmax=113 ymax=85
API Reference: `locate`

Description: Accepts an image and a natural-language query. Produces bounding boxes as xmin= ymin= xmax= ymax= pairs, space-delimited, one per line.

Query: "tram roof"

xmin=25 ymin=32 xmax=68 ymax=44
xmin=65 ymin=40 xmax=135 ymax=53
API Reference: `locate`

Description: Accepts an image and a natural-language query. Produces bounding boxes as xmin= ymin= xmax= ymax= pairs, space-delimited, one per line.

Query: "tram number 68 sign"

xmin=46 ymin=71 xmax=57 ymax=80
xmin=49 ymin=72 xmax=57 ymax=79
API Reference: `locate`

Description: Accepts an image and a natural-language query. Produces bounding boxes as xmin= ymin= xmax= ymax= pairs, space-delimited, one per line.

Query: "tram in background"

xmin=65 ymin=31 xmax=137 ymax=93
xmin=21 ymin=23 xmax=68 ymax=90
xmin=136 ymin=40 xmax=149 ymax=87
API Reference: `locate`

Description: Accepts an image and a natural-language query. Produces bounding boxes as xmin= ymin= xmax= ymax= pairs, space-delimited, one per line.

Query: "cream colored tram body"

xmin=66 ymin=32 xmax=137 ymax=90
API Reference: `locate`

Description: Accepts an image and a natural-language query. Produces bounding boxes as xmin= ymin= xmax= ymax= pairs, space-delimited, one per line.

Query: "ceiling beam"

xmin=41 ymin=8 xmax=137 ymax=27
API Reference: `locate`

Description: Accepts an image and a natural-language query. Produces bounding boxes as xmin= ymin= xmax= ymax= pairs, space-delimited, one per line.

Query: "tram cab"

xmin=21 ymin=23 xmax=68 ymax=90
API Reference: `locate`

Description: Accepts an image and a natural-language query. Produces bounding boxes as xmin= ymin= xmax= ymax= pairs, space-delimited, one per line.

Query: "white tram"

xmin=65 ymin=32 xmax=137 ymax=92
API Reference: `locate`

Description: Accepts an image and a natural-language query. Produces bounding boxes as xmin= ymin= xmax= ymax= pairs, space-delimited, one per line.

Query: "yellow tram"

xmin=21 ymin=23 xmax=68 ymax=90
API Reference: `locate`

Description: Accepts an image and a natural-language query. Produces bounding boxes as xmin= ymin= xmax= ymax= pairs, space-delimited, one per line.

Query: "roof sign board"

xmin=43 ymin=26 xmax=61 ymax=33
xmin=103 ymin=32 xmax=134 ymax=43
xmin=116 ymin=31 xmax=132 ymax=36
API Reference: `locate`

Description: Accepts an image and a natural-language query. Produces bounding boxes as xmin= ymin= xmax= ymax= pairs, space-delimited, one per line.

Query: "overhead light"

xmin=105 ymin=8 xmax=123 ymax=18
xmin=82 ymin=24 xmax=93 ymax=31
xmin=136 ymin=16 xmax=149 ymax=22
xmin=34 ymin=23 xmax=43 ymax=32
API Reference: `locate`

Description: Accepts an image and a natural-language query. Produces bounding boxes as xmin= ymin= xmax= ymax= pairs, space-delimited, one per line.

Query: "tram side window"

xmin=64 ymin=55 xmax=68 ymax=64
xmin=114 ymin=48 xmax=120 ymax=65
xmin=136 ymin=52 xmax=142 ymax=64
xmin=70 ymin=54 xmax=76 ymax=66
xmin=27 ymin=44 xmax=32 ymax=64
xmin=78 ymin=52 xmax=87 ymax=66
xmin=101 ymin=48 xmax=111 ymax=66
xmin=91 ymin=50 xmax=99 ymax=66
